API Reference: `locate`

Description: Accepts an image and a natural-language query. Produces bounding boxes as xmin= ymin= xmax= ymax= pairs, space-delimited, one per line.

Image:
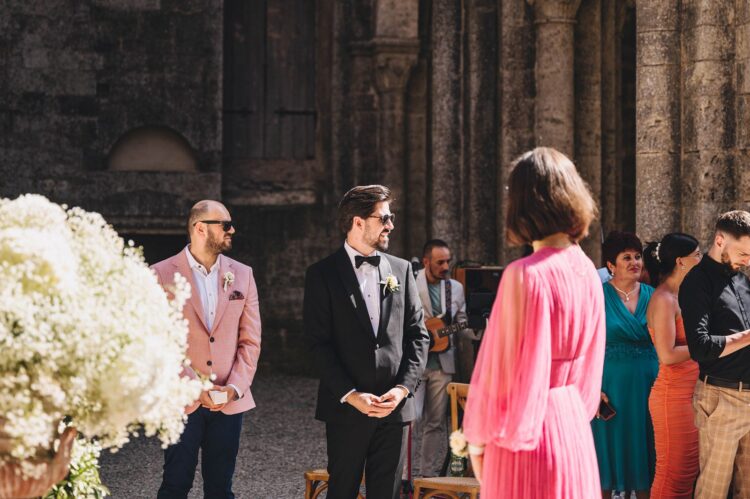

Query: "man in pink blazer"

xmin=153 ymin=200 xmax=261 ymax=499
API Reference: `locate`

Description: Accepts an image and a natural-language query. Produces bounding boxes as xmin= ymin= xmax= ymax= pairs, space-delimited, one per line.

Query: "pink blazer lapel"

xmin=212 ymin=256 xmax=232 ymax=333
xmin=174 ymin=251 xmax=209 ymax=332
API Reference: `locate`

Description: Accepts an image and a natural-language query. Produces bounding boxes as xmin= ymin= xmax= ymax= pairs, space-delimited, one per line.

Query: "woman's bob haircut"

xmin=506 ymin=147 xmax=598 ymax=246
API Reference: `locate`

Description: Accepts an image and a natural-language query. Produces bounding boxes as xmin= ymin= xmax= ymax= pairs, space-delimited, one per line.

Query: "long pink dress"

xmin=463 ymin=245 xmax=606 ymax=498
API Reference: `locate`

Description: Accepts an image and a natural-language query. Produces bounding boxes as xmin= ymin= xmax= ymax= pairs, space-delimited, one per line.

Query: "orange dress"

xmin=648 ymin=317 xmax=699 ymax=498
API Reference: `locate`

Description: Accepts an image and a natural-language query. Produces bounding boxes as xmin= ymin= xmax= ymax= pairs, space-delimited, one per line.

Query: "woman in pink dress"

xmin=464 ymin=147 xmax=606 ymax=498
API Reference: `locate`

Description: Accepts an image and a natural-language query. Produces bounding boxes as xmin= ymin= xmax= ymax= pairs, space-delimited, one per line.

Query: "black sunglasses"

xmin=368 ymin=213 xmax=396 ymax=225
xmin=196 ymin=220 xmax=234 ymax=232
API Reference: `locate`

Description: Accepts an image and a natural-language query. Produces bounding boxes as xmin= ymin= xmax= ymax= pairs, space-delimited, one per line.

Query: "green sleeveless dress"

xmin=591 ymin=282 xmax=658 ymax=491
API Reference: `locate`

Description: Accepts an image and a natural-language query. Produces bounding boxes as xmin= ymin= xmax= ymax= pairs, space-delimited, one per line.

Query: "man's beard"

xmin=430 ymin=265 xmax=449 ymax=280
xmin=207 ymin=232 xmax=232 ymax=254
xmin=366 ymin=229 xmax=389 ymax=252
xmin=721 ymin=250 xmax=744 ymax=272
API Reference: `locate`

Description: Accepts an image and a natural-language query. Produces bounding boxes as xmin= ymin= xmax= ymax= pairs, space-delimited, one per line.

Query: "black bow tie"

xmin=355 ymin=255 xmax=381 ymax=268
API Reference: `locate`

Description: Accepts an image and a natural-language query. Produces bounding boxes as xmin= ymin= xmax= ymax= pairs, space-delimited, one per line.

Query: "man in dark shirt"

xmin=680 ymin=210 xmax=750 ymax=499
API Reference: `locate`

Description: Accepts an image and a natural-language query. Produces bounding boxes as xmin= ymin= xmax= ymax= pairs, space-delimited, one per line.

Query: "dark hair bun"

xmin=643 ymin=233 xmax=699 ymax=286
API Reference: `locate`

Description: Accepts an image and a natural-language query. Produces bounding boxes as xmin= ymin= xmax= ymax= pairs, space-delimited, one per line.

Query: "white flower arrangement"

xmin=449 ymin=429 xmax=468 ymax=458
xmin=0 ymin=195 xmax=204 ymax=476
xmin=223 ymin=271 xmax=234 ymax=292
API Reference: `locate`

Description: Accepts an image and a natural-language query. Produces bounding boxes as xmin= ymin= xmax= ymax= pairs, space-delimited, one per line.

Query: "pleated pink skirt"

xmin=480 ymin=386 xmax=601 ymax=498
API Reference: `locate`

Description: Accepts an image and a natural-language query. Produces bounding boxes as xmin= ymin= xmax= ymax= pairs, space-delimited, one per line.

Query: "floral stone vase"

xmin=0 ymin=425 xmax=76 ymax=499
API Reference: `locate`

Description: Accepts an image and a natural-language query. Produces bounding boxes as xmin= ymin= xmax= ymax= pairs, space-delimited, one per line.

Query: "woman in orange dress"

xmin=644 ymin=233 xmax=702 ymax=498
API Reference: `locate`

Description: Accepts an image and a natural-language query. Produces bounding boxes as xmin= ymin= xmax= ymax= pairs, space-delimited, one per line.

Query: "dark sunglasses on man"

xmin=195 ymin=220 xmax=234 ymax=232
xmin=368 ymin=213 xmax=396 ymax=225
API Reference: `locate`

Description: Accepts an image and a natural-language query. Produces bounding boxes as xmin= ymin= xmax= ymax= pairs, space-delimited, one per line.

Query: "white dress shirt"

xmin=344 ymin=241 xmax=381 ymax=336
xmin=185 ymin=246 xmax=220 ymax=331
xmin=340 ymin=241 xmax=408 ymax=403
xmin=184 ymin=246 xmax=242 ymax=399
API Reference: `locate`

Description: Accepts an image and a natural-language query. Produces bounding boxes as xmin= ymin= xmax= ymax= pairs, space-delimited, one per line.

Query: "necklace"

xmin=611 ymin=282 xmax=638 ymax=302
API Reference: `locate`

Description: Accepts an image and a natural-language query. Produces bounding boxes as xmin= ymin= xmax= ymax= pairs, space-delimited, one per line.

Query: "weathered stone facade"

xmin=1 ymin=0 xmax=748 ymax=372
xmin=1 ymin=0 xmax=222 ymax=232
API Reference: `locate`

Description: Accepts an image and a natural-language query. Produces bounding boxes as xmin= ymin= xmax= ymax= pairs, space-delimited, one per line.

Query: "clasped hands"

xmin=199 ymin=385 xmax=238 ymax=412
xmin=345 ymin=387 xmax=408 ymax=418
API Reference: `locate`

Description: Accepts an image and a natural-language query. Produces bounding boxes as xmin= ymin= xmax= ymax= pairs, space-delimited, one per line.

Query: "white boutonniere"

xmin=380 ymin=274 xmax=400 ymax=295
xmin=223 ymin=271 xmax=235 ymax=292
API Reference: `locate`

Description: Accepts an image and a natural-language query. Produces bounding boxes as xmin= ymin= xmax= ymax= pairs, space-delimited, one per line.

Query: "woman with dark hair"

xmin=591 ymin=231 xmax=658 ymax=499
xmin=643 ymin=234 xmax=701 ymax=288
xmin=463 ymin=147 xmax=606 ymax=498
xmin=643 ymin=234 xmax=702 ymax=498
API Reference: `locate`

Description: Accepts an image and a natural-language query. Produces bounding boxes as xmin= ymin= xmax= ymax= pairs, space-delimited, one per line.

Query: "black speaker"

xmin=464 ymin=267 xmax=503 ymax=329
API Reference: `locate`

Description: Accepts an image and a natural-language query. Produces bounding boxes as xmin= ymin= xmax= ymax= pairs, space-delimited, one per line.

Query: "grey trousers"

xmin=404 ymin=367 xmax=452 ymax=478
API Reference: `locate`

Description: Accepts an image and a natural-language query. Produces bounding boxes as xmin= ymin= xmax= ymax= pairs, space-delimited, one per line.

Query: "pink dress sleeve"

xmin=579 ymin=281 xmax=606 ymax=419
xmin=463 ymin=262 xmax=552 ymax=452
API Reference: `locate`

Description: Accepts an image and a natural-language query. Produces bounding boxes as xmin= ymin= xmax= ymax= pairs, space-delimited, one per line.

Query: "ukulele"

xmin=425 ymin=316 xmax=469 ymax=353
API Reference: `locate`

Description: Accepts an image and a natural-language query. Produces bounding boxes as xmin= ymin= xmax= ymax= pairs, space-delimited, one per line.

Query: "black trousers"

xmin=157 ymin=407 xmax=243 ymax=499
xmin=326 ymin=419 xmax=408 ymax=499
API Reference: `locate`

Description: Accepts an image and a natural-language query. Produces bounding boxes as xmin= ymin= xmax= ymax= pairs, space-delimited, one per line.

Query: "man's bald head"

xmin=187 ymin=200 xmax=230 ymax=241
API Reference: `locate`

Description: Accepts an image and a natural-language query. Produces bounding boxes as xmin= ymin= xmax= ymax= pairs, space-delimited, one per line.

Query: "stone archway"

xmin=107 ymin=125 xmax=199 ymax=172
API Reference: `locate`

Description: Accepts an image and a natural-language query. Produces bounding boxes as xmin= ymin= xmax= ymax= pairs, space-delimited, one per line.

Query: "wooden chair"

xmin=413 ymin=382 xmax=480 ymax=499
xmin=303 ymin=468 xmax=365 ymax=499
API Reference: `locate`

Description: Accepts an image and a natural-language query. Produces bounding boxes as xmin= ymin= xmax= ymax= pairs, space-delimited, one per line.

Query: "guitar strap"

xmin=444 ymin=279 xmax=453 ymax=325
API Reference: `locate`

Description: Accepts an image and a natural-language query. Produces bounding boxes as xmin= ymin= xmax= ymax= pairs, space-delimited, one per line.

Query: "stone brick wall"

xmin=636 ymin=0 xmax=750 ymax=246
xmin=3 ymin=0 xmax=750 ymax=374
xmin=0 ymin=0 xmax=222 ymax=229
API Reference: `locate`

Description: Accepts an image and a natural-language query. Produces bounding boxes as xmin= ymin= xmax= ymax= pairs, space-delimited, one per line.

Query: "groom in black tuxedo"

xmin=304 ymin=185 xmax=429 ymax=499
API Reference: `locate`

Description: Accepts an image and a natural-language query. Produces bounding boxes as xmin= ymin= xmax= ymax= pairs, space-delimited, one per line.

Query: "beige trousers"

xmin=693 ymin=380 xmax=750 ymax=499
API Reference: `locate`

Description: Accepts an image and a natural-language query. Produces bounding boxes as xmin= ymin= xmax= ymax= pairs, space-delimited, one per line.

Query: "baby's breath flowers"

xmin=0 ymin=195 xmax=203 ymax=476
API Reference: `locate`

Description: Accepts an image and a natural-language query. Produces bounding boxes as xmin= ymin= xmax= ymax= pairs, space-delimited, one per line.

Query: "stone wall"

xmin=0 ymin=0 xmax=222 ymax=230
xmin=3 ymin=0 xmax=750 ymax=374
xmin=636 ymin=0 xmax=750 ymax=247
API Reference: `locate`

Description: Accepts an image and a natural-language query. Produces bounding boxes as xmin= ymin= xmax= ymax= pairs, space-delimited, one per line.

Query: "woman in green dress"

xmin=592 ymin=231 xmax=658 ymax=499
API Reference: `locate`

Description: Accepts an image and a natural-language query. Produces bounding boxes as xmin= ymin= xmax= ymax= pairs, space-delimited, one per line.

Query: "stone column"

xmin=575 ymin=0 xmax=602 ymax=261
xmin=737 ymin=1 xmax=750 ymax=203
xmin=430 ymin=0 xmax=464 ymax=254
xmin=616 ymin=3 xmax=637 ymax=232
xmin=373 ymin=43 xmax=419 ymax=258
xmin=527 ymin=0 xmax=582 ymax=156
xmin=681 ymin=0 xmax=735 ymax=245
xmin=317 ymin=0 xmax=348 ymax=230
xmin=342 ymin=0 xmax=420 ymax=258
xmin=635 ymin=1 xmax=681 ymax=241
xmin=465 ymin=0 xmax=499 ymax=263
xmin=600 ymin=0 xmax=617 ymax=240
xmin=404 ymin=58 xmax=429 ymax=260
xmin=498 ymin=0 xmax=536 ymax=263
xmin=346 ymin=46 xmax=379 ymax=189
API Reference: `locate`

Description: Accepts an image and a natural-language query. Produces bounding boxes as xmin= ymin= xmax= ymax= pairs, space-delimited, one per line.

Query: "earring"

xmin=681 ymin=264 xmax=686 ymax=270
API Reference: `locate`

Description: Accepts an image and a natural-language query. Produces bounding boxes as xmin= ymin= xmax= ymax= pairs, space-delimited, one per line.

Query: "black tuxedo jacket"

xmin=304 ymin=246 xmax=429 ymax=424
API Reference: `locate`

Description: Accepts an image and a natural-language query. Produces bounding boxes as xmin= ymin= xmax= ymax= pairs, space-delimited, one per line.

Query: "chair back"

xmin=412 ymin=382 xmax=481 ymax=494
xmin=446 ymin=382 xmax=469 ymax=433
